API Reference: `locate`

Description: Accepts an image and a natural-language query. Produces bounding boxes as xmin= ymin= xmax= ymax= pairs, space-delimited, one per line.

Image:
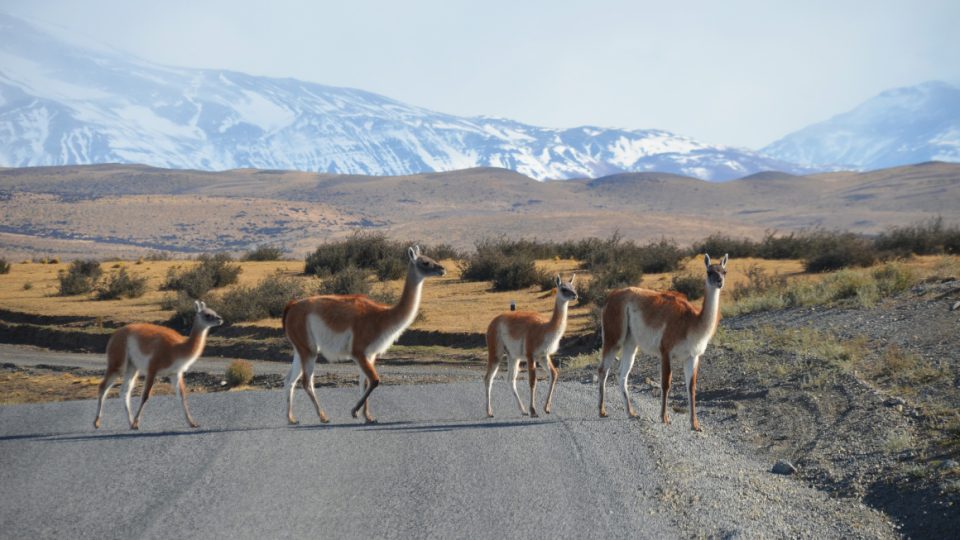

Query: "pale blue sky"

xmin=4 ymin=0 xmax=958 ymax=148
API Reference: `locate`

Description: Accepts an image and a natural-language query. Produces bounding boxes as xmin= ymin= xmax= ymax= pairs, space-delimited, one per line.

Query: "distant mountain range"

xmin=763 ymin=81 xmax=960 ymax=170
xmin=0 ymin=12 xmax=805 ymax=181
xmin=0 ymin=11 xmax=957 ymax=181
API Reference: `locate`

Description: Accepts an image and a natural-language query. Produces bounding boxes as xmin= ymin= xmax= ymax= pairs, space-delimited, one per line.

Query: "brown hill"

xmin=0 ymin=163 xmax=957 ymax=258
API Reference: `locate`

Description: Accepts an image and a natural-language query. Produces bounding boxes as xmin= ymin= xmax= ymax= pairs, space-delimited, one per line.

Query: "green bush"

xmin=96 ymin=267 xmax=148 ymax=300
xmin=691 ymin=234 xmax=759 ymax=259
xmin=210 ymin=272 xmax=306 ymax=322
xmin=671 ymin=272 xmax=704 ymax=300
xmin=490 ymin=257 xmax=547 ymax=291
xmin=161 ymin=291 xmax=200 ymax=329
xmin=224 ymin=360 xmax=254 ymax=387
xmin=804 ymin=233 xmax=878 ymax=272
xmin=874 ymin=217 xmax=960 ymax=256
xmin=58 ymin=259 xmax=102 ymax=296
xmin=163 ymin=253 xmax=241 ymax=298
xmin=0 ymin=258 xmax=10 ymax=274
xmin=319 ymin=266 xmax=371 ymax=295
xmin=459 ymin=238 xmax=548 ymax=291
xmin=305 ymin=231 xmax=406 ymax=276
xmin=243 ymin=244 xmax=285 ymax=261
xmin=581 ymin=233 xmax=683 ymax=275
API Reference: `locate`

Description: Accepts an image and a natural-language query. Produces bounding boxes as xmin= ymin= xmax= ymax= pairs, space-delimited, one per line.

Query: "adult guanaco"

xmin=484 ymin=275 xmax=578 ymax=417
xmin=94 ymin=301 xmax=224 ymax=429
xmin=282 ymin=246 xmax=445 ymax=424
xmin=598 ymin=254 xmax=727 ymax=431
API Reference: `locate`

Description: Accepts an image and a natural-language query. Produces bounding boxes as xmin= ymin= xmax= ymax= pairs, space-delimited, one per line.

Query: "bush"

xmin=0 ymin=258 xmax=10 ymax=274
xmin=224 ymin=360 xmax=254 ymax=387
xmin=319 ymin=266 xmax=371 ymax=295
xmin=243 ymin=244 xmax=285 ymax=261
xmin=804 ymin=233 xmax=878 ymax=272
xmin=427 ymin=243 xmax=465 ymax=260
xmin=163 ymin=253 xmax=241 ymax=298
xmin=96 ymin=268 xmax=148 ymax=300
xmin=459 ymin=238 xmax=548 ymax=291
xmin=490 ymin=257 xmax=547 ymax=291
xmin=671 ymin=272 xmax=704 ymax=300
xmin=305 ymin=231 xmax=406 ymax=277
xmin=22 ymin=282 xmax=32 ymax=290
xmin=691 ymin=234 xmax=759 ymax=259
xmin=874 ymin=217 xmax=960 ymax=256
xmin=58 ymin=259 xmax=102 ymax=296
xmin=210 ymin=272 xmax=307 ymax=322
xmin=161 ymin=291 xmax=200 ymax=329
xmin=581 ymin=233 xmax=683 ymax=275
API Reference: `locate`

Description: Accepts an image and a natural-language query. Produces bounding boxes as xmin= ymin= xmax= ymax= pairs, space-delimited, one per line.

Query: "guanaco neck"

xmin=697 ymin=282 xmax=722 ymax=336
xmin=388 ymin=264 xmax=425 ymax=327
xmin=546 ymin=295 xmax=570 ymax=335
xmin=177 ymin=319 xmax=211 ymax=359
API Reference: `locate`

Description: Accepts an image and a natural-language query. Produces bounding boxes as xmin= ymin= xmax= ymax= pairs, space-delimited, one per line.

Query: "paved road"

xmin=0 ymin=377 xmax=894 ymax=538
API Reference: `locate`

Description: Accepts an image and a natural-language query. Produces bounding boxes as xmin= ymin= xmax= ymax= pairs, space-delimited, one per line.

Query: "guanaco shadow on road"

xmin=365 ymin=419 xmax=557 ymax=433
xmin=0 ymin=417 xmax=560 ymax=443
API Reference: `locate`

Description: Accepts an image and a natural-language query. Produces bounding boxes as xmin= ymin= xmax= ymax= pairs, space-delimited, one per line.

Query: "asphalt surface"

xmin=0 ymin=375 xmax=900 ymax=540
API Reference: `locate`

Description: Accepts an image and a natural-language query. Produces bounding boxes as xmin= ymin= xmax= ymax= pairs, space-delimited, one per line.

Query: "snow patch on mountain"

xmin=0 ymin=11 xmax=807 ymax=181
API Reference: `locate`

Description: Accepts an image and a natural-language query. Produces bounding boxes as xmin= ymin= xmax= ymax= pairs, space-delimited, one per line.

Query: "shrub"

xmin=243 ymin=244 xmax=285 ymax=261
xmin=459 ymin=238 xmax=548 ymax=291
xmin=490 ymin=257 xmax=547 ymax=291
xmin=581 ymin=233 xmax=683 ymax=275
xmin=210 ymin=272 xmax=306 ymax=322
xmin=163 ymin=253 xmax=241 ymax=298
xmin=224 ymin=360 xmax=254 ymax=387
xmin=0 ymin=258 xmax=10 ymax=274
xmin=426 ymin=243 xmax=465 ymax=260
xmin=671 ymin=272 xmax=704 ymax=300
xmin=756 ymin=231 xmax=816 ymax=260
xmin=305 ymin=231 xmax=406 ymax=276
xmin=874 ymin=217 xmax=960 ymax=256
xmin=803 ymin=233 xmax=878 ymax=272
xmin=691 ymin=234 xmax=759 ymax=259
xmin=319 ymin=266 xmax=371 ymax=295
xmin=58 ymin=259 xmax=102 ymax=296
xmin=161 ymin=291 xmax=200 ymax=329
xmin=375 ymin=256 xmax=407 ymax=280
xmin=96 ymin=268 xmax=148 ymax=300
xmin=22 ymin=282 xmax=32 ymax=290
xmin=871 ymin=263 xmax=917 ymax=297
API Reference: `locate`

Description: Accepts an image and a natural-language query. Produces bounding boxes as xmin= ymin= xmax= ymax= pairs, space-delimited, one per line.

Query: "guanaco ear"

xmin=570 ymin=273 xmax=576 ymax=286
xmin=194 ymin=300 xmax=202 ymax=312
xmin=555 ymin=274 xmax=561 ymax=287
xmin=704 ymin=253 xmax=711 ymax=268
xmin=721 ymin=253 xmax=729 ymax=269
xmin=407 ymin=246 xmax=417 ymax=262
xmin=414 ymin=245 xmax=422 ymax=257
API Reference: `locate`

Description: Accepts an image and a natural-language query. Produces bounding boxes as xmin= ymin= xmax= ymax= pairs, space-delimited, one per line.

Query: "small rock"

xmin=952 ymin=301 xmax=960 ymax=311
xmin=884 ymin=396 xmax=906 ymax=407
xmin=772 ymin=460 xmax=798 ymax=475
xmin=939 ymin=460 xmax=959 ymax=470
xmin=220 ymin=380 xmax=228 ymax=386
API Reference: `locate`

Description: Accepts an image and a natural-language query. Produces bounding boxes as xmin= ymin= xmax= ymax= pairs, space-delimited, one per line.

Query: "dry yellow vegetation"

xmin=0 ymin=255 xmax=808 ymax=335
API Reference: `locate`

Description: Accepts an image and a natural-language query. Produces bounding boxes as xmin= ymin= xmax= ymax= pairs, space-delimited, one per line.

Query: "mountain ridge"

xmin=0 ymin=11 xmax=807 ymax=182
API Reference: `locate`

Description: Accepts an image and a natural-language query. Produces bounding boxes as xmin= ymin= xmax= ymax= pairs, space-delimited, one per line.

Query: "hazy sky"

xmin=4 ymin=0 xmax=959 ymax=148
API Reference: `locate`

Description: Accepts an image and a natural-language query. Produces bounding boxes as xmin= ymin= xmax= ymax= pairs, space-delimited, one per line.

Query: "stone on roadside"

xmin=772 ymin=460 xmax=798 ymax=475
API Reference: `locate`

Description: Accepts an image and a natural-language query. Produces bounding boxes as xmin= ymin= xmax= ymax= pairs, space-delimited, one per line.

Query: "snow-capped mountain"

xmin=763 ymin=81 xmax=960 ymax=170
xmin=0 ymin=11 xmax=805 ymax=181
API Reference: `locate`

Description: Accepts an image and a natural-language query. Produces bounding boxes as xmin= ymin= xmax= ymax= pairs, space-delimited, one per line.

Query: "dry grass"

xmin=1 ymin=255 xmax=948 ymax=337
xmin=0 ymin=367 xmax=198 ymax=405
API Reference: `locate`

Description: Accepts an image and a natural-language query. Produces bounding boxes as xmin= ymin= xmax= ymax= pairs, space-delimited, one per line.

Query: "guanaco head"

xmin=408 ymin=245 xmax=446 ymax=278
xmin=555 ymin=274 xmax=578 ymax=303
xmin=194 ymin=300 xmax=225 ymax=328
xmin=704 ymin=253 xmax=728 ymax=289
